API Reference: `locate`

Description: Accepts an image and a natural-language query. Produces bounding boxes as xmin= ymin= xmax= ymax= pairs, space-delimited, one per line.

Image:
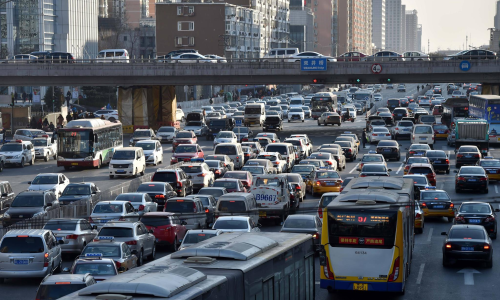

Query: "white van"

xmin=244 ymin=103 xmax=265 ymax=127
xmin=411 ymin=124 xmax=435 ymax=148
xmin=214 ymin=143 xmax=244 ymax=170
xmin=96 ymin=49 xmax=130 ymax=63
xmin=263 ymin=48 xmax=299 ymax=62
xmin=289 ymin=97 xmax=304 ymax=108
xmin=216 ymin=193 xmax=259 ymax=225
xmin=109 ymin=147 xmax=146 ymax=178
xmin=264 ymin=143 xmax=297 ymax=172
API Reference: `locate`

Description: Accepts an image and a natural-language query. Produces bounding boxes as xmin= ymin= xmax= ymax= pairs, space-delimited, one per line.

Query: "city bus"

xmin=57 ymin=119 xmax=123 ymax=169
xmin=319 ymin=178 xmax=415 ymax=294
xmin=469 ymin=95 xmax=500 ymax=143
xmin=311 ymin=92 xmax=337 ymax=119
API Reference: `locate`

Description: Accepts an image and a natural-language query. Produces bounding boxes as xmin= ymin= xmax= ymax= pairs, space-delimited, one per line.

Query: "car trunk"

xmin=0 ymin=237 xmax=46 ymax=271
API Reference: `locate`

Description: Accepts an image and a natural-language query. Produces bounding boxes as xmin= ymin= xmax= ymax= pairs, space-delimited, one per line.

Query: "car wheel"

xmin=109 ymin=175 xmax=114 ymax=179
xmin=447 ymin=217 xmax=453 ymax=222
xmin=302 ymin=120 xmax=304 ymax=122
xmin=20 ymin=158 xmax=24 ymax=168
xmin=484 ymin=188 xmax=489 ymax=194
xmin=171 ymin=237 xmax=178 ymax=252
xmin=491 ymin=232 xmax=497 ymax=240
xmin=137 ymin=249 xmax=144 ymax=266
xmin=442 ymin=255 xmax=451 ymax=267
xmin=455 ymin=164 xmax=461 ymax=168
xmin=486 ymin=256 xmax=493 ymax=268
xmin=446 ymin=169 xmax=450 ymax=174
xmin=148 ymin=243 xmax=156 ymax=260
xmin=141 ymin=168 xmax=145 ymax=176
xmin=44 ymin=155 xmax=49 ymax=162
xmin=134 ymin=168 xmax=138 ymax=178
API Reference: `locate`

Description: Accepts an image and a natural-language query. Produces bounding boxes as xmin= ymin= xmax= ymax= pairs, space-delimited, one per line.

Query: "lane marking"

xmin=496 ymin=186 xmax=498 ymax=194
xmin=315 ymin=281 xmax=320 ymax=285
xmin=447 ymin=150 xmax=451 ymax=157
xmin=395 ymin=163 xmax=404 ymax=175
xmin=439 ymin=183 xmax=444 ymax=190
xmin=349 ymin=163 xmax=360 ymax=174
xmin=427 ymin=228 xmax=433 ymax=243
xmin=416 ymin=263 xmax=425 ymax=285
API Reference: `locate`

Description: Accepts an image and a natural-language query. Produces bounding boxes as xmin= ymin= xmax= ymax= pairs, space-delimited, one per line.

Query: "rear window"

xmin=176 ymin=132 xmax=192 ymax=138
xmin=388 ymin=100 xmax=400 ymax=105
xmin=414 ymin=126 xmax=432 ymax=134
xmin=283 ymin=218 xmax=315 ymax=228
xmin=218 ymin=200 xmax=247 ymax=212
xmin=115 ymin=194 xmax=144 ymax=202
xmin=98 ymin=227 xmax=133 ymax=238
xmin=420 ymin=116 xmax=435 ymax=122
xmin=398 ymin=122 xmax=413 ymax=127
xmin=320 ymin=195 xmax=338 ymax=207
xmin=265 ymin=145 xmax=288 ymax=155
xmin=152 ymin=172 xmax=177 ymax=183
xmin=140 ymin=216 xmax=170 ymax=227
xmin=410 ymin=167 xmax=432 ymax=174
xmin=426 ymin=151 xmax=446 ymax=158
xmin=223 ymin=172 xmax=247 ymax=180
xmin=213 ymin=219 xmax=248 ymax=230
xmin=362 ymin=165 xmax=386 ymax=172
xmin=36 ymin=284 xmax=88 ymax=300
xmin=449 ymin=229 xmax=484 ymax=239
xmin=0 ymin=237 xmax=44 ymax=253
xmin=459 ymin=147 xmax=478 ymax=152
xmin=44 ymin=221 xmax=78 ymax=231
xmin=183 ymin=232 xmax=217 ymax=244
xmin=406 ymin=176 xmax=427 ymax=184
xmin=215 ymin=146 xmax=237 ymax=155
xmin=137 ymin=184 xmax=164 ymax=192
xmin=378 ymin=141 xmax=397 ymax=147
xmin=213 ymin=181 xmax=238 ymax=189
xmin=165 ymin=201 xmax=195 ymax=213
xmin=93 ymin=204 xmax=123 ymax=213
xmin=180 ymin=166 xmax=203 ymax=173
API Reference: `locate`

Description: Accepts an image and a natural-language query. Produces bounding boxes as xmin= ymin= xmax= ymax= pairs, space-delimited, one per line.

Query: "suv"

xmin=179 ymin=162 xmax=215 ymax=191
xmin=163 ymin=197 xmax=208 ymax=229
xmin=2 ymin=191 xmax=58 ymax=227
xmin=13 ymin=129 xmax=45 ymax=141
xmin=0 ymin=229 xmax=63 ymax=282
xmin=392 ymin=108 xmax=409 ymax=121
xmin=129 ymin=128 xmax=157 ymax=147
xmin=387 ymin=99 xmax=401 ymax=111
xmin=263 ymin=115 xmax=283 ymax=131
xmin=411 ymin=125 xmax=434 ymax=148
xmin=152 ymin=168 xmax=193 ymax=197
xmin=32 ymin=136 xmax=57 ymax=162
xmin=0 ymin=140 xmax=35 ymax=167
xmin=207 ymin=119 xmax=235 ymax=140
xmin=392 ymin=120 xmax=414 ymax=140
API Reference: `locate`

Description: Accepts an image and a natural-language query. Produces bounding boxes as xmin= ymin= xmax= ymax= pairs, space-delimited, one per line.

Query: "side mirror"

xmin=149 ymin=229 xmax=154 ymax=234
xmin=441 ymin=232 xmax=447 ymax=236
xmin=388 ymin=169 xmax=392 ymax=172
xmin=181 ymin=221 xmax=187 ymax=225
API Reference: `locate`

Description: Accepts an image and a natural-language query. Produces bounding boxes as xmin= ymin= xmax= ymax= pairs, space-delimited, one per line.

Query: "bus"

xmin=311 ymin=92 xmax=337 ymax=119
xmin=319 ymin=177 xmax=414 ymax=294
xmin=57 ymin=119 xmax=123 ymax=169
xmin=469 ymin=95 xmax=500 ymax=143
xmin=60 ymin=232 xmax=315 ymax=300
xmin=441 ymin=97 xmax=469 ymax=127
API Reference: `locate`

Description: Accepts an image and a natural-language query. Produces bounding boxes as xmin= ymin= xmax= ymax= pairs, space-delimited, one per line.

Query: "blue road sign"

xmin=301 ymin=58 xmax=327 ymax=71
xmin=235 ymin=119 xmax=243 ymax=127
xmin=459 ymin=60 xmax=471 ymax=72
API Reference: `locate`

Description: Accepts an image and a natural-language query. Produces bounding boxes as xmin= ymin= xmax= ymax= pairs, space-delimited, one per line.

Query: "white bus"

xmin=244 ymin=103 xmax=265 ymax=126
xmin=57 ymin=119 xmax=123 ymax=170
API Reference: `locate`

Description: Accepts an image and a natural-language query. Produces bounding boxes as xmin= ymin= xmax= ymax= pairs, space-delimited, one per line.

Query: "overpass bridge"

xmin=1 ymin=59 xmax=500 ymax=86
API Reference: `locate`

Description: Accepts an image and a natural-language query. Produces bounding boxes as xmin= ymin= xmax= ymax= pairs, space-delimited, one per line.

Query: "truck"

xmin=248 ymin=174 xmax=293 ymax=224
xmin=454 ymin=118 xmax=489 ymax=157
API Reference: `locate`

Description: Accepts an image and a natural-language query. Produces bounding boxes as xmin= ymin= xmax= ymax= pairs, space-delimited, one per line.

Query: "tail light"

xmin=360 ymin=163 xmax=364 ymax=168
xmin=388 ymin=257 xmax=400 ymax=282
xmin=360 ymin=174 xmax=367 ymax=177
xmin=65 ymin=235 xmax=78 ymax=239
xmin=322 ymin=256 xmax=334 ymax=280
xmin=474 ymin=154 xmax=480 ymax=158
xmin=295 ymin=153 xmax=299 ymax=160
xmin=177 ymin=181 xmax=183 ymax=187
xmin=316 ymin=181 xmax=321 ymax=186
xmin=43 ymin=252 xmax=49 ymax=267
xmin=445 ymin=159 xmax=449 ymax=163
xmin=118 ymin=217 xmax=125 ymax=221
xmin=171 ymin=158 xmax=178 ymax=163
xmin=457 ymin=154 xmax=464 ymax=158
xmin=450 ymin=203 xmax=454 ymax=208
xmin=125 ymin=240 xmax=137 ymax=245
xmin=205 ymin=208 xmax=209 ymax=213
xmin=114 ymin=261 xmax=121 ymax=268
xmin=347 ymin=149 xmax=352 ymax=152
xmin=326 ymin=161 xmax=333 ymax=165
xmin=155 ymin=195 xmax=165 ymax=199
xmin=372 ymin=134 xmax=376 ymax=136
xmin=415 ymin=213 xmax=421 ymax=220
xmin=457 ymin=176 xmax=465 ymax=181
xmin=409 ymin=151 xmax=415 ymax=155
xmin=386 ymin=134 xmax=390 ymax=136
xmin=421 ymin=202 xmax=427 ymax=207
xmin=485 ymin=216 xmax=495 ymax=222
xmin=404 ymin=166 xmax=410 ymax=171
xmin=275 ymin=161 xmax=280 ymax=165
xmin=455 ymin=215 xmax=465 ymax=223
xmin=138 ymin=205 xmax=145 ymax=211
xmin=484 ymin=243 xmax=491 ymax=251
xmin=480 ymin=177 xmax=488 ymax=181
xmin=242 ymin=138 xmax=248 ymax=142
xmin=197 ymin=173 xmax=207 ymax=177
xmin=395 ymin=127 xmax=399 ymax=130
xmin=89 ymin=217 xmax=94 ymax=223
xmin=236 ymin=156 xmax=240 ymax=162
xmin=318 ymin=207 xmax=323 ymax=218
xmin=312 ymin=232 xmax=320 ymax=240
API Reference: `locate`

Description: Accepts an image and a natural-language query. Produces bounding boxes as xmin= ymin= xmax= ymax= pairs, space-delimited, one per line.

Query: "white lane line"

xmin=349 ymin=163 xmax=360 ymax=174
xmin=395 ymin=163 xmax=404 ymax=175
xmin=416 ymin=263 xmax=425 ymax=285
xmin=447 ymin=150 xmax=451 ymax=157
xmin=315 ymin=281 xmax=320 ymax=285
xmin=496 ymin=186 xmax=499 ymax=194
xmin=439 ymin=183 xmax=444 ymax=190
xmin=427 ymin=228 xmax=433 ymax=243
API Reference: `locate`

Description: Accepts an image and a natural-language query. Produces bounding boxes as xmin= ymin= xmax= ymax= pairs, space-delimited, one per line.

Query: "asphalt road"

xmin=4 ymin=83 xmax=500 ymax=300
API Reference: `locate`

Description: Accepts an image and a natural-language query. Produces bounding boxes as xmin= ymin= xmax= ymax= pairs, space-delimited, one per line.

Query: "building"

xmin=311 ymin=0 xmax=334 ymax=56
xmin=401 ymin=4 xmax=405 ymax=51
xmin=385 ymin=0 xmax=403 ymax=53
xmin=490 ymin=28 xmax=500 ymax=53
xmin=405 ymin=10 xmax=418 ymax=51
xmin=495 ymin=1 xmax=500 ymax=30
xmin=336 ymin=0 xmax=372 ymax=55
xmin=289 ymin=1 xmax=315 ymax=52
xmin=416 ymin=24 xmax=422 ymax=52
xmin=337 ymin=0 xmax=349 ymax=55
xmin=372 ymin=0 xmax=385 ymax=51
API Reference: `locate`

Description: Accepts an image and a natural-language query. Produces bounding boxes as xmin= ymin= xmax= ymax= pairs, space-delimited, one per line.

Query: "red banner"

xmin=364 ymin=238 xmax=385 ymax=245
xmin=339 ymin=237 xmax=359 ymax=245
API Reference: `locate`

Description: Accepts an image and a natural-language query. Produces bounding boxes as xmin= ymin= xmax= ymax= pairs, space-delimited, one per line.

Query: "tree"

xmin=81 ymin=86 xmax=117 ymax=108
xmin=43 ymin=86 xmax=63 ymax=112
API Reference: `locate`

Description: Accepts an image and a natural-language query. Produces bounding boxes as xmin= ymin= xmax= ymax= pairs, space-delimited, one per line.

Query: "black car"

xmin=455 ymin=166 xmax=489 ymax=193
xmin=405 ymin=144 xmax=431 ymax=160
xmin=263 ymin=116 xmax=283 ymax=131
xmin=442 ymin=225 xmax=492 ymax=268
xmin=378 ymin=112 xmax=394 ymax=126
xmin=447 ymin=49 xmax=497 ymax=60
xmin=59 ymin=182 xmax=101 ymax=205
xmin=205 ymin=160 xmax=228 ymax=179
xmin=376 ymin=140 xmax=400 ymax=160
xmin=387 ymin=99 xmax=401 ymax=112
xmin=455 ymin=202 xmax=499 ymax=239
xmin=136 ymin=182 xmax=178 ymax=211
xmin=151 ymin=168 xmax=194 ymax=197
xmin=2 ymin=191 xmax=58 ymax=227
xmin=425 ymin=150 xmax=450 ymax=174
xmin=456 ymin=146 xmax=481 ymax=168
xmin=392 ymin=108 xmax=409 ymax=121
xmin=333 ymin=141 xmax=357 ymax=161
xmin=207 ymin=119 xmax=235 ymax=140
xmin=359 ymin=165 xmax=391 ymax=177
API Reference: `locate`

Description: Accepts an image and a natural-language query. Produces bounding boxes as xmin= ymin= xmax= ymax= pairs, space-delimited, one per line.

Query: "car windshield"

xmin=186 ymin=122 xmax=202 ymax=127
xmin=98 ymin=227 xmax=134 ymax=238
xmin=449 ymin=229 xmax=484 ymax=239
xmin=213 ymin=181 xmax=238 ymax=189
xmin=426 ymin=151 xmax=446 ymax=157
xmin=459 ymin=147 xmax=478 ymax=152
xmin=152 ymin=172 xmax=177 ymax=183
xmin=32 ymin=140 xmax=48 ymax=147
xmin=183 ymin=232 xmax=217 ymax=244
xmin=11 ymin=195 xmax=44 ymax=207
xmin=223 ymin=172 xmax=247 ymax=179
xmin=198 ymin=189 xmax=224 ymax=197
xmin=316 ymin=171 xmax=340 ymax=179
xmin=136 ymin=143 xmax=156 ymax=150
xmin=133 ymin=131 xmax=151 ymax=137
xmin=165 ymin=201 xmax=196 ymax=213
xmin=292 ymin=165 xmax=315 ymax=173
xmin=241 ymin=167 xmax=264 ymax=174
xmin=0 ymin=144 xmax=22 ymax=152
xmin=113 ymin=151 xmax=135 ymax=160
xmin=158 ymin=127 xmax=175 ymax=132
xmin=362 ymin=156 xmax=383 ymax=162
xmin=213 ymin=220 xmax=248 ymax=230
xmin=459 ymin=168 xmax=484 ymax=175
xmin=290 ymin=108 xmax=303 ymax=112
xmin=81 ymin=245 xmax=120 ymax=258
xmin=140 ymin=216 xmax=171 ymax=227
xmin=115 ymin=194 xmax=144 ymax=202
xmin=421 ymin=192 xmax=449 ymax=200
xmin=283 ymin=218 xmax=315 ymax=229
xmin=217 ymin=132 xmax=233 ymax=138
xmin=62 ymin=185 xmax=90 ymax=196
xmin=44 ymin=221 xmax=78 ymax=231
xmin=93 ymin=204 xmax=123 ymax=213
xmin=175 ymin=146 xmax=197 ymax=153
xmin=481 ymin=160 xmax=500 ymax=167
xmin=300 ymin=160 xmax=321 ymax=167
xmin=74 ymin=263 xmax=117 ymax=275
xmin=399 ymin=122 xmax=413 ymax=127
xmin=31 ymin=175 xmax=58 ymax=185
xmin=460 ymin=204 xmax=492 ymax=214
xmin=137 ymin=184 xmax=164 ymax=192
xmin=414 ymin=126 xmax=432 ymax=134
xmin=378 ymin=141 xmax=397 ymax=147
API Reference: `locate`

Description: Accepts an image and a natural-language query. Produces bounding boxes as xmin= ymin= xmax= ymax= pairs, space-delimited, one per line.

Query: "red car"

xmin=140 ymin=212 xmax=188 ymax=251
xmin=336 ymin=51 xmax=367 ymax=62
xmin=172 ymin=131 xmax=198 ymax=151
xmin=222 ymin=171 xmax=253 ymax=189
xmin=170 ymin=144 xmax=204 ymax=164
xmin=212 ymin=178 xmax=247 ymax=193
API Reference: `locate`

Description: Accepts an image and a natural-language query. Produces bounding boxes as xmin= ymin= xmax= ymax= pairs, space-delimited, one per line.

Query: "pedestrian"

xmin=362 ymin=129 xmax=367 ymax=148
xmin=57 ymin=114 xmax=64 ymax=127
xmin=101 ymin=114 xmax=106 ymax=120
xmin=421 ymin=85 xmax=424 ymax=90
xmin=14 ymin=91 xmax=18 ymax=100
xmin=209 ymin=98 xmax=214 ymax=105
xmin=48 ymin=122 xmax=55 ymax=132
xmin=202 ymin=109 xmax=206 ymax=118
xmin=417 ymin=85 xmax=420 ymax=92
xmin=30 ymin=117 xmax=37 ymax=129
xmin=66 ymin=113 xmax=72 ymax=123
xmin=43 ymin=118 xmax=49 ymax=127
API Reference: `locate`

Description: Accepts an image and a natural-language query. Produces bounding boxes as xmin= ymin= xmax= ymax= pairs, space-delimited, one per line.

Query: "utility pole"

xmin=52 ymin=86 xmax=55 ymax=113
xmin=466 ymin=35 xmax=468 ymax=50
xmin=428 ymin=39 xmax=430 ymax=54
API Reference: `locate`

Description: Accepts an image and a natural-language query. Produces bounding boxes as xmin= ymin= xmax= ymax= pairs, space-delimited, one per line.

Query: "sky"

xmin=402 ymin=0 xmax=496 ymax=52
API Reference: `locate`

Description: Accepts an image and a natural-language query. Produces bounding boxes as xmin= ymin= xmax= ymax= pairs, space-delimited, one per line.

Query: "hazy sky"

xmin=402 ymin=0 xmax=496 ymax=52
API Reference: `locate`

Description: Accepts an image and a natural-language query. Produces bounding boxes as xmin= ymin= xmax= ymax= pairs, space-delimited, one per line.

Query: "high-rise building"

xmin=405 ymin=10 xmax=418 ymax=51
xmin=289 ymin=0 xmax=315 ymax=52
xmin=416 ymin=24 xmax=422 ymax=52
xmin=495 ymin=1 xmax=500 ymax=29
xmin=337 ymin=0 xmax=349 ymax=55
xmin=312 ymin=0 xmax=335 ymax=56
xmin=401 ymin=4 xmax=405 ymax=52
xmin=337 ymin=0 xmax=372 ymax=55
xmin=385 ymin=0 xmax=403 ymax=53
xmin=372 ymin=0 xmax=385 ymax=51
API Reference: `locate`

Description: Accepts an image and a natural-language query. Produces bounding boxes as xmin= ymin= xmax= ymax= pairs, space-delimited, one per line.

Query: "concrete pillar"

xmin=482 ymin=84 xmax=500 ymax=95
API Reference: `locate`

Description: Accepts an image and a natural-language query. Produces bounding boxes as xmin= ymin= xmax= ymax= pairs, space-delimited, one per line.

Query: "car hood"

xmin=29 ymin=184 xmax=57 ymax=191
xmin=172 ymin=152 xmax=197 ymax=158
xmin=0 ymin=151 xmax=21 ymax=155
xmin=143 ymin=150 xmax=154 ymax=155
xmin=132 ymin=137 xmax=151 ymax=141
xmin=184 ymin=126 xmax=202 ymax=131
xmin=7 ymin=206 xmax=44 ymax=215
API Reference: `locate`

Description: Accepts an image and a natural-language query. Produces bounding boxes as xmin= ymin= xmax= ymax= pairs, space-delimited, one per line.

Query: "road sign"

xmin=235 ymin=119 xmax=243 ymax=127
xmin=371 ymin=64 xmax=382 ymax=74
xmin=301 ymin=58 xmax=327 ymax=71
xmin=459 ymin=60 xmax=471 ymax=72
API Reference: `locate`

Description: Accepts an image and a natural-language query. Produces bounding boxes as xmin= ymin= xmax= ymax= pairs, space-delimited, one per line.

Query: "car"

xmin=299 ymin=159 xmax=326 ymax=170
xmin=419 ymin=187 xmax=454 ymax=222
xmin=197 ymin=187 xmax=228 ymax=202
xmin=368 ymin=127 xmax=392 ymax=143
xmin=302 ymin=106 xmax=312 ymax=118
xmin=283 ymin=138 xmax=309 ymax=159
xmin=59 ymin=182 xmax=100 ymax=205
xmin=305 ymin=169 xmax=342 ymax=196
xmin=255 ymin=132 xmax=280 ymax=143
xmin=425 ymin=150 xmax=450 ymax=174
xmin=477 ymin=157 xmax=500 ymax=181
xmin=386 ymin=84 xmax=394 ymax=89
xmin=13 ymin=129 xmax=46 ymax=141
xmin=404 ymin=156 xmax=431 ymax=175
xmin=141 ymin=212 xmax=188 ymax=251
xmin=169 ymin=53 xmax=216 ymax=63
xmin=186 ymin=194 xmax=218 ymax=226
xmin=205 ymin=154 xmax=235 ymax=171
xmin=212 ymin=178 xmax=247 ymax=193
xmin=179 ymin=229 xmax=224 ymax=250
xmin=415 ymin=200 xmax=425 ymax=234
xmin=392 ymin=108 xmax=409 ymax=121
xmin=136 ymin=182 xmax=177 ymax=211
xmin=455 ymin=202 xmax=499 ymax=239
xmin=93 ymin=110 xmax=119 ymax=121
xmin=280 ymin=215 xmax=322 ymax=250
xmin=456 ymin=145 xmax=482 ymax=168
xmin=378 ymin=112 xmax=394 ymax=126
xmin=286 ymin=51 xmax=336 ymax=63
xmin=89 ymin=201 xmax=140 ymax=229
xmin=135 ymin=140 xmax=163 ymax=166
xmin=376 ymin=140 xmax=400 ymax=161
xmin=172 ymin=131 xmax=198 ymax=152
xmin=317 ymin=192 xmax=340 ymax=219
xmin=357 ymin=152 xmax=387 ymax=171
xmin=204 ymin=160 xmax=228 ymax=179
xmin=0 ymin=181 xmax=14 ymax=204
xmin=365 ymin=51 xmax=403 ymax=61
xmin=405 ymin=144 xmax=431 ymax=161
xmin=455 ymin=166 xmax=489 ymax=193
xmin=170 ymin=144 xmax=204 ymax=165
xmin=334 ymin=136 xmax=359 ymax=152
xmin=241 ymin=165 xmax=267 ymax=176
xmin=257 ymin=152 xmax=287 ymax=173
xmin=222 ymin=171 xmax=253 ymax=189
xmin=115 ymin=192 xmax=158 ymax=215
xmin=336 ymin=51 xmax=367 ymax=61
xmin=80 ymin=239 xmax=138 ymax=272
xmin=288 ymin=107 xmax=305 ymax=122
xmin=397 ymin=85 xmax=406 ymax=92
xmin=183 ymin=121 xmax=209 ymax=137
xmin=367 ymin=118 xmax=387 ymax=131
xmin=35 ymin=273 xmax=96 ymax=299
xmin=179 ymin=161 xmax=215 ymax=191
xmin=403 ymin=51 xmax=430 ymax=61
xmin=213 ymin=131 xmax=237 ymax=149
xmin=32 ymin=136 xmax=57 ymax=162
xmin=359 ymin=164 xmax=392 ymax=177
xmin=392 ymin=120 xmax=414 ymax=140
xmin=129 ymin=128 xmax=157 ymax=147
xmin=2 ymin=190 xmax=58 ymax=227
xmin=316 ymin=147 xmax=347 ymax=171
xmin=151 ymin=168 xmax=194 ymax=197
xmin=446 ymin=49 xmax=497 ymax=60
xmin=442 ymin=225 xmax=493 ymax=268
xmin=42 ymin=218 xmax=98 ymax=254
xmin=232 ymin=127 xmax=254 ymax=143
xmin=407 ymin=163 xmax=436 ymax=186
xmin=285 ymin=173 xmax=307 ymax=202
xmin=373 ymin=93 xmax=383 ymax=101
xmin=308 ymin=152 xmax=338 ymax=170
xmin=0 ymin=140 xmax=35 ymax=167
xmin=212 ymin=216 xmax=261 ymax=233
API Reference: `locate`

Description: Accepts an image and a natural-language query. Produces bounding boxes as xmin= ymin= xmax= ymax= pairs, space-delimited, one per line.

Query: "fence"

xmin=179 ymin=96 xmax=224 ymax=114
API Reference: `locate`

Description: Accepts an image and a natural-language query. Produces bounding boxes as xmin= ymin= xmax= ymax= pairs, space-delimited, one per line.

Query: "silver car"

xmin=179 ymin=229 xmax=223 ymax=250
xmin=114 ymin=193 xmax=158 ymax=216
xmin=156 ymin=126 xmax=178 ymax=143
xmin=43 ymin=218 xmax=98 ymax=254
xmin=368 ymin=127 xmax=392 ymax=143
xmin=96 ymin=221 xmax=156 ymax=266
xmin=89 ymin=201 xmax=139 ymax=229
xmin=13 ymin=129 xmax=46 ymax=141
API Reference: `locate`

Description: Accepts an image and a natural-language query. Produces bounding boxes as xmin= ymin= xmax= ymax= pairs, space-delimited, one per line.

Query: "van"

xmin=263 ymin=48 xmax=299 ymax=62
xmin=0 ymin=229 xmax=63 ymax=281
xmin=164 ymin=197 xmax=207 ymax=229
xmin=244 ymin=103 xmax=265 ymax=127
xmin=289 ymin=97 xmax=304 ymax=108
xmin=109 ymin=147 xmax=146 ymax=178
xmin=216 ymin=192 xmax=259 ymax=225
xmin=97 ymin=49 xmax=130 ymax=63
xmin=411 ymin=124 xmax=435 ymax=148
xmin=214 ymin=143 xmax=244 ymax=169
xmin=387 ymin=98 xmax=401 ymax=111
xmin=264 ymin=143 xmax=297 ymax=172
xmin=267 ymin=99 xmax=281 ymax=107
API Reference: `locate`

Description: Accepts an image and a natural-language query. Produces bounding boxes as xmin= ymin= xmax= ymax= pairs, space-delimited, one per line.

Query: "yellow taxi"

xmin=306 ymin=169 xmax=342 ymax=197
xmin=414 ymin=200 xmax=425 ymax=234
xmin=477 ymin=157 xmax=500 ymax=181
xmin=419 ymin=187 xmax=454 ymax=221
xmin=433 ymin=124 xmax=450 ymax=139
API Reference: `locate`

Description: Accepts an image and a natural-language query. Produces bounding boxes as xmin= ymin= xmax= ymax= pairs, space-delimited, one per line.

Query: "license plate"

xmin=433 ymin=205 xmax=444 ymax=209
xmin=71 ymin=163 xmax=78 ymax=166
xmin=403 ymin=129 xmax=409 ymax=131
xmin=269 ymin=126 xmax=274 ymax=128
xmin=384 ymin=149 xmax=391 ymax=152
xmin=353 ymin=283 xmax=368 ymax=291
xmin=398 ymin=114 xmax=402 ymax=116
xmin=326 ymin=183 xmax=336 ymax=186
xmin=461 ymin=247 xmax=474 ymax=251
xmin=116 ymin=170 xmax=126 ymax=174
xmin=100 ymin=219 xmax=109 ymax=223
xmin=259 ymin=211 xmax=266 ymax=217
xmin=56 ymin=237 xmax=63 ymax=241
xmin=469 ymin=219 xmax=481 ymax=223
xmin=434 ymin=160 xmax=441 ymax=163
xmin=420 ymin=137 xmax=426 ymax=140
xmin=378 ymin=134 xmax=384 ymax=136
xmin=468 ymin=178 xmax=477 ymax=182
xmin=14 ymin=259 xmax=28 ymax=265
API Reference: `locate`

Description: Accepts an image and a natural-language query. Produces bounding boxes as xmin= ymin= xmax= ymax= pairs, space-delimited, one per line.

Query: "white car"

xmin=156 ymin=126 xmax=178 ymax=143
xmin=411 ymin=124 xmax=435 ymax=147
xmin=368 ymin=127 xmax=392 ymax=143
xmin=286 ymin=51 xmax=337 ymax=63
xmin=32 ymin=137 xmax=57 ymax=162
xmin=204 ymin=54 xmax=227 ymax=63
xmin=135 ymin=140 xmax=163 ymax=166
xmin=28 ymin=173 xmax=70 ymax=199
xmin=93 ymin=110 xmax=119 ymax=121
xmin=89 ymin=201 xmax=140 ymax=229
xmin=179 ymin=162 xmax=216 ymax=191
xmin=212 ymin=216 xmax=260 ymax=233
xmin=169 ymin=53 xmax=217 ymax=63
xmin=0 ymin=140 xmax=35 ymax=167
xmin=288 ymin=107 xmax=305 ymax=123
xmin=176 ymin=109 xmax=185 ymax=122
xmin=257 ymin=152 xmax=287 ymax=173
xmin=373 ymin=93 xmax=383 ymax=101
xmin=213 ymin=131 xmax=237 ymax=148
xmin=452 ymin=90 xmax=463 ymax=98
xmin=391 ymin=120 xmax=414 ymax=140
xmin=289 ymin=134 xmax=313 ymax=156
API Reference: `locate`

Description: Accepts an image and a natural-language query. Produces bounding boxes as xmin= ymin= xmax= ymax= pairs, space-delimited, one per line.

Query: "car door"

xmin=135 ymin=224 xmax=151 ymax=255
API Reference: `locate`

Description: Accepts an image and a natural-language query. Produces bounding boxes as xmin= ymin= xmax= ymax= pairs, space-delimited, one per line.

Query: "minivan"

xmin=0 ymin=229 xmax=63 ymax=282
xmin=214 ymin=143 xmax=244 ymax=170
xmin=263 ymin=48 xmax=299 ymax=62
xmin=387 ymin=99 xmax=401 ymax=111
xmin=216 ymin=192 xmax=259 ymax=225
xmin=97 ymin=49 xmax=130 ymax=63
xmin=411 ymin=125 xmax=435 ymax=148
xmin=418 ymin=115 xmax=437 ymax=125
xmin=109 ymin=147 xmax=146 ymax=178
xmin=244 ymin=103 xmax=266 ymax=127
xmin=265 ymin=143 xmax=297 ymax=172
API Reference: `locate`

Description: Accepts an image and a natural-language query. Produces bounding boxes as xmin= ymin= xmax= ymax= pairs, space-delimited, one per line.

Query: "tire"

xmin=442 ymin=255 xmax=451 ymax=267
xmin=44 ymin=155 xmax=49 ymax=162
xmin=141 ymin=168 xmax=145 ymax=176
xmin=447 ymin=217 xmax=453 ymax=222
xmin=64 ymin=166 xmax=71 ymax=170
xmin=148 ymin=243 xmax=156 ymax=260
xmin=109 ymin=175 xmax=114 ymax=179
xmin=317 ymin=122 xmax=321 ymax=126
xmin=20 ymin=158 xmax=24 ymax=168
xmin=486 ymin=256 xmax=493 ymax=268
xmin=0 ymin=162 xmax=3 ymax=172
xmin=137 ymin=250 xmax=144 ymax=266
xmin=171 ymin=237 xmax=178 ymax=252
xmin=484 ymin=188 xmax=489 ymax=194
xmin=302 ymin=120 xmax=304 ymax=122
xmin=455 ymin=164 xmax=461 ymax=169
xmin=491 ymin=232 xmax=497 ymax=240
xmin=455 ymin=187 xmax=461 ymax=193
xmin=415 ymin=228 xmax=423 ymax=234
xmin=95 ymin=158 xmax=102 ymax=169
xmin=53 ymin=154 xmax=57 ymax=160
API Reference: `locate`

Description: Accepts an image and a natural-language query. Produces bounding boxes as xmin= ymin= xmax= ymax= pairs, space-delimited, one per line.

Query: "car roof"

xmin=215 ymin=216 xmax=250 ymax=221
xmin=41 ymin=274 xmax=93 ymax=284
xmin=409 ymin=163 xmax=433 ymax=168
xmin=142 ymin=212 xmax=176 ymax=217
xmin=285 ymin=214 xmax=316 ymax=220
xmin=4 ymin=229 xmax=51 ymax=237
xmin=95 ymin=201 xmax=128 ymax=205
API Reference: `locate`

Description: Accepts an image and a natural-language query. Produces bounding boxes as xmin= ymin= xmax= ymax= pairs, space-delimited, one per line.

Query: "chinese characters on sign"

xmin=301 ymin=58 xmax=328 ymax=71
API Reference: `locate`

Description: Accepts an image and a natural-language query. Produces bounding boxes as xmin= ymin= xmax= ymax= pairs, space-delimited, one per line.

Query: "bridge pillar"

xmin=481 ymin=84 xmax=500 ymax=95
xmin=117 ymin=86 xmax=177 ymax=129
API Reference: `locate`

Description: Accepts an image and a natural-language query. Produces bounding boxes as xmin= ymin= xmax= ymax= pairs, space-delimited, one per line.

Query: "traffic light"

xmin=312 ymin=78 xmax=326 ymax=84
xmin=348 ymin=78 xmax=361 ymax=84
xmin=379 ymin=78 xmax=392 ymax=83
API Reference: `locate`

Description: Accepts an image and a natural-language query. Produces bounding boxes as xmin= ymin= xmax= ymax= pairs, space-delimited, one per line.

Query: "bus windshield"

xmin=327 ymin=210 xmax=397 ymax=248
xmin=58 ymin=131 xmax=91 ymax=156
xmin=311 ymin=97 xmax=334 ymax=112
